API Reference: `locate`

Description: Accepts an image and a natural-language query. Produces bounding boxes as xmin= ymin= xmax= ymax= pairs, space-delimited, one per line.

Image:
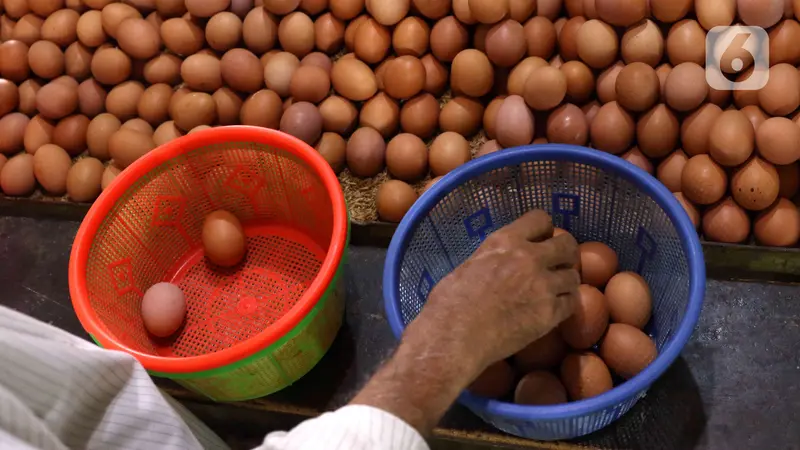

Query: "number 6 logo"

xmin=705 ymin=25 xmax=770 ymax=91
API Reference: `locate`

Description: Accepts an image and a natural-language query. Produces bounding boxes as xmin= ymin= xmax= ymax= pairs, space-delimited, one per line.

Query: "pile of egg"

xmin=0 ymin=0 xmax=798 ymax=247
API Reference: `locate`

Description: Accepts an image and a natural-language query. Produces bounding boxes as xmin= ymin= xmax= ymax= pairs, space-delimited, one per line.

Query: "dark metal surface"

xmin=1 ymin=215 xmax=799 ymax=449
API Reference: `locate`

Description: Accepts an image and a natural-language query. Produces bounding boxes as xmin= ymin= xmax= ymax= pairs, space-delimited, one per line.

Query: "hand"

xmin=417 ymin=209 xmax=580 ymax=370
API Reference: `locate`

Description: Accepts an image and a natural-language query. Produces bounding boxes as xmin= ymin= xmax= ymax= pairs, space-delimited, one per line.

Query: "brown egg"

xmin=105 ymin=81 xmax=144 ymax=121
xmin=703 ymin=197 xmax=749 ymax=242
xmin=170 ymin=92 xmax=216 ymax=132
xmin=778 ymin=162 xmax=799 ymax=198
xmin=513 ymin=330 xmax=568 ymax=372
xmin=385 ymin=134 xmax=428 ymax=181
xmin=160 ymin=17 xmax=204 ymax=55
xmin=657 ymin=150 xmax=688 ymax=193
xmin=140 ymin=282 xmax=186 ymax=338
xmin=557 ymin=17 xmax=585 ymax=61
xmin=314 ymin=13 xmax=345 ymax=54
xmin=707 ymin=109 xmax=755 ymax=167
xmin=24 ymin=115 xmax=55 ymax=154
xmin=52 ymin=114 xmax=89 ymax=156
xmin=695 ymin=0 xmax=735 ymax=30
xmin=263 ymin=52 xmax=300 ymax=98
xmin=359 ymin=93 xmax=399 ymax=138
xmin=754 ymin=198 xmax=800 ymax=247
xmin=28 ymin=41 xmax=64 ymax=79
xmin=681 ymin=154 xmax=727 ymax=205
xmin=636 ymin=104 xmax=678 ymax=159
xmin=330 ymin=0 xmax=365 ymax=20
xmin=756 ymin=117 xmax=800 ymax=166
xmin=143 ymin=53 xmax=182 ymax=85
xmin=0 ymin=17 xmax=16 ymax=43
xmin=681 ymin=104 xmax=722 ymax=156
xmin=739 ymin=0 xmax=783 ymax=27
xmin=599 ymin=323 xmax=657 ymax=380
xmin=279 ymin=101 xmax=322 ymax=145
xmin=560 ymin=352 xmax=613 ymax=401
xmin=451 ymin=49 xmax=494 ymax=97
xmin=420 ymin=54 xmax=449 ymax=95
xmin=206 ymin=12 xmax=243 ymax=52
xmin=301 ymin=52 xmax=333 ymax=74
xmin=346 ymin=126 xmax=385 ymax=177
xmin=278 ymin=12 xmax=314 ymax=58
xmin=36 ymin=79 xmax=79 ymax=120
xmin=468 ymin=360 xmax=515 ymax=399
xmin=604 ymin=272 xmax=652 ymax=329
xmin=64 ymin=42 xmax=93 ymax=80
xmin=32 ymin=143 xmax=71 ymax=195
xmin=242 ymin=8 xmax=278 ymax=54
xmin=0 ymin=113 xmax=30 ymax=155
xmin=595 ymin=0 xmax=646 ymax=26
xmin=12 ymin=14 xmax=43 ymax=46
xmin=514 ymin=371 xmax=568 ymax=406
xmin=738 ymin=105 xmax=768 ymax=134
xmin=524 ymin=16 xmax=557 ymax=59
xmin=343 ymin=15 xmax=368 ymax=50
xmin=77 ymin=10 xmax=106 ymax=47
xmin=615 ymin=62 xmax=659 ymax=112
xmin=153 ymin=121 xmax=183 ymax=146
xmin=429 ymin=132 xmax=471 ymax=176
xmin=759 ymin=64 xmax=800 ymax=116
xmin=620 ymin=147 xmax=653 ymax=173
xmin=476 ymin=139 xmax=503 ymax=157
xmin=769 ymin=19 xmax=800 ymax=65
xmin=620 ymin=19 xmax=663 ymax=67
xmin=732 ymin=67 xmax=760 ymax=108
xmin=145 ymin=11 xmax=164 ymax=30
xmin=383 ymin=56 xmax=426 ymax=100
xmin=674 ymin=192 xmax=701 ymax=228
xmin=122 ymin=118 xmax=154 ymax=135
xmin=116 ymin=18 xmax=161 ymax=60
xmin=376 ymin=180 xmax=418 ymax=223
xmin=66 ymin=157 xmax=104 ymax=202
xmin=330 ymin=57 xmax=377 ymax=101
xmin=366 ymin=0 xmax=409 ymax=26
xmin=264 ymin=0 xmax=300 ymax=15
xmin=318 ymin=95 xmax=358 ymax=134
xmin=85 ymin=113 xmax=120 ymax=160
xmin=650 ymin=0 xmax=691 ymax=22
xmin=373 ymin=56 xmax=395 ymax=91
xmin=493 ymin=95 xmax=534 ymax=148
xmin=468 ymin=0 xmax=509 ymax=24
xmin=732 ymin=157 xmax=780 ymax=211
xmin=0 ymin=41 xmax=31 ymax=83
xmin=287 ymin=65 xmax=330 ymax=104
xmin=40 ymin=9 xmax=80 ymax=47
xmin=438 ymin=97 xmax=483 ymax=137
xmin=412 ymin=0 xmax=451 ymax=19
xmin=523 ymin=66 xmax=566 ymax=110
xmin=484 ymin=19 xmax=526 ymax=68
xmin=665 ymin=62 xmax=707 ymax=111
xmin=314 ymin=132 xmax=346 ymax=174
xmin=421 ymin=176 xmax=443 ymax=194
xmin=101 ymin=164 xmax=121 ymax=190
xmin=590 ymin=101 xmax=634 ymax=154
xmin=666 ymin=20 xmax=706 ymax=66
xmin=181 ymin=54 xmax=222 ymax=93
xmin=18 ymin=79 xmax=42 ymax=116
xmin=400 ymin=94 xmax=439 ymax=139
xmin=546 ymin=103 xmax=588 ymax=146
xmin=91 ymin=47 xmax=131 ymax=85
xmin=101 ymin=3 xmax=141 ymax=38
xmin=108 ymin=128 xmax=156 ymax=168
xmin=452 ymin=0 xmax=476 ymax=24
xmin=576 ymin=20 xmax=618 ymax=69
xmin=560 ymin=61 xmax=594 ymax=103
xmin=579 ymin=242 xmax=618 ymax=288
xmin=209 ymin=88 xmax=240 ymax=126
xmin=184 ymin=0 xmax=229 ymax=17
xmin=507 ymin=57 xmax=548 ymax=96
xmin=353 ymin=18 xmax=390 ymax=64
xmin=595 ymin=61 xmax=624 ymax=104
xmin=202 ymin=210 xmax=246 ymax=268
xmin=560 ymin=284 xmax=609 ymax=349
xmin=0 ymin=154 xmax=36 ymax=196
xmin=481 ymin=96 xmax=506 ymax=140
xmin=137 ymin=84 xmax=172 ymax=126
xmin=0 ymin=80 xmax=19 ymax=117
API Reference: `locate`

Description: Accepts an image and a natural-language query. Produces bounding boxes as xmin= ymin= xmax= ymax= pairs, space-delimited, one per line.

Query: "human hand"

xmin=413 ymin=209 xmax=580 ymax=371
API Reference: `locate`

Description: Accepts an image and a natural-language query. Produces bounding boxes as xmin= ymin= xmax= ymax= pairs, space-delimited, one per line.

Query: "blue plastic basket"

xmin=383 ymin=144 xmax=705 ymax=441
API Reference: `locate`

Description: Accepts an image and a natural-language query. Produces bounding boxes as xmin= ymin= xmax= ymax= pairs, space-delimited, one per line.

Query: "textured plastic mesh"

xmin=395 ymin=160 xmax=690 ymax=440
xmin=84 ymin=142 xmax=334 ymax=360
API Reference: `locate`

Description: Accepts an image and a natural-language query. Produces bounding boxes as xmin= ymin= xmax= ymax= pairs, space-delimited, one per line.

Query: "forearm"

xmin=350 ymin=313 xmax=484 ymax=435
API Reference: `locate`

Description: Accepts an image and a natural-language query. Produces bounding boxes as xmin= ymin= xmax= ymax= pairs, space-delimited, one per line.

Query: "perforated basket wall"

xmin=75 ymin=131 xmax=348 ymax=401
xmin=384 ymin=145 xmax=705 ymax=441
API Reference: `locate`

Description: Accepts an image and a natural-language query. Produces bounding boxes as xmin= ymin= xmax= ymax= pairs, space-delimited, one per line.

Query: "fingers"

xmin=498 ymin=209 xmax=554 ymax=243
xmin=535 ymin=232 xmax=580 ymax=269
xmin=549 ymin=267 xmax=581 ymax=295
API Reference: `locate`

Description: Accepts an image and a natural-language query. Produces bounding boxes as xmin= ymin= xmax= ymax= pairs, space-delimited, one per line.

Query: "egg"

xmin=13 ymin=14 xmax=44 ymax=46
xmin=241 ymin=8 xmax=279 ymax=55
xmin=514 ymin=371 xmax=568 ymax=406
xmin=32 ymin=144 xmax=71 ymax=195
xmin=359 ymin=93 xmax=399 ymax=138
xmin=524 ymin=17 xmax=557 ymax=59
xmin=301 ymin=52 xmax=333 ymax=73
xmin=739 ymin=0 xmax=784 ymax=28
xmin=330 ymin=0 xmax=365 ymax=20
xmin=754 ymin=198 xmax=800 ymax=247
xmin=467 ymin=360 xmax=515 ymax=399
xmin=314 ymin=13 xmax=345 ymax=54
xmin=330 ymin=57 xmax=377 ymax=101
xmin=703 ymin=197 xmax=750 ymax=243
xmin=451 ymin=49 xmax=494 ymax=97
xmin=108 ymin=128 xmax=156 ymax=168
xmin=265 ymin=0 xmax=300 ymax=15
xmin=674 ymin=192 xmax=701 ymax=228
xmin=440 ymin=97 xmax=484 ymax=137
xmin=122 ymin=118 xmax=154 ymax=135
xmin=346 ymin=127 xmax=386 ymax=177
xmin=53 ymin=114 xmax=90 ymax=156
xmin=681 ymin=154 xmax=728 ymax=205
xmin=605 ymin=272 xmax=652 ymax=329
xmin=759 ymin=64 xmax=800 ymax=116
xmin=557 ymin=17 xmax=585 ymax=61
xmin=315 ymin=132 xmax=346 ymax=174
xmin=0 ymin=153 xmax=36 ymax=196
xmin=707 ymin=109 xmax=755 ymax=167
xmin=596 ymin=62 xmax=624 ymax=104
xmin=171 ymin=92 xmax=217 ymax=132
xmin=28 ymin=40 xmax=65 ymax=79
xmin=105 ymin=81 xmax=145 ymax=121
xmin=523 ymin=66 xmax=566 ymax=111
xmin=141 ymin=282 xmax=186 ymax=338
xmin=513 ymin=329 xmax=568 ymax=372
xmin=143 ymin=54 xmax=182 ymax=85
xmin=382 ymin=56 xmax=426 ymax=100
xmin=599 ymin=323 xmax=657 ymax=380
xmin=589 ymin=101 xmax=634 ymax=155
xmin=476 ymin=140 xmax=503 ymax=158
xmin=768 ymin=19 xmax=800 ymax=65
xmin=681 ymin=104 xmax=723 ymax=156
xmin=695 ymin=0 xmax=735 ymax=30
xmin=429 ymin=132 xmax=471 ymax=176
xmin=287 ymin=65 xmax=330 ymax=104
xmin=546 ymin=103 xmax=588 ymax=146
xmin=620 ymin=19 xmax=664 ymax=67
xmin=353 ymin=18 xmax=391 ymax=64
xmin=64 ymin=42 xmax=93 ymax=80
xmin=731 ymin=156 xmax=780 ymax=211
xmin=202 ymin=210 xmax=246 ymax=267
xmin=0 ymin=40 xmax=31 ymax=83
xmin=469 ymin=0 xmax=509 ymax=24
xmin=90 ymin=47 xmax=131 ymax=85
xmin=579 ymin=241 xmax=618 ymax=287
xmin=657 ymin=150 xmax=688 ymax=193
xmin=560 ymin=60 xmax=595 ymax=103
xmin=666 ymin=19 xmax=706 ymax=66
xmin=651 ymin=0 xmax=692 ymax=22
xmin=240 ymin=89 xmax=283 ymax=128
xmin=400 ymin=93 xmax=440 ymax=139
xmin=484 ymin=19 xmax=526 ymax=68
xmin=576 ymin=19 xmax=618 ymax=69
xmin=635 ymin=104 xmax=678 ymax=159
xmin=77 ymin=10 xmax=106 ymax=47
xmin=507 ymin=57 xmax=548 ymax=96
xmin=36 ymin=79 xmax=78 ymax=120
xmin=86 ymin=113 xmax=121 ymax=160
xmin=421 ymin=176 xmax=443 ymax=194
xmin=376 ymin=180 xmax=418 ymax=223
xmin=665 ymin=62 xmax=708 ymax=111
xmin=0 ymin=113 xmax=29 ymax=154
xmin=319 ymin=95 xmax=358 ymax=134
xmin=24 ymin=115 xmax=55 ymax=154
xmin=559 ymin=284 xmax=609 ymax=349
xmin=756 ymin=117 xmax=800 ymax=166
xmin=420 ymin=54 xmax=449 ymax=95
xmin=18 ymin=79 xmax=42 ymax=116
xmin=66 ymin=157 xmax=104 ymax=202
xmin=153 ymin=121 xmax=184 ymax=146
xmin=280 ymin=102 xmax=322 ymax=145
xmin=386 ymin=134 xmax=428 ymax=181
xmin=560 ymin=352 xmax=613 ymax=401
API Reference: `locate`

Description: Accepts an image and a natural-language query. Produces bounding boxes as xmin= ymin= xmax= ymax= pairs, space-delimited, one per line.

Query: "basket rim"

xmin=383 ymin=144 xmax=706 ymax=422
xmin=69 ymin=126 xmax=348 ymax=374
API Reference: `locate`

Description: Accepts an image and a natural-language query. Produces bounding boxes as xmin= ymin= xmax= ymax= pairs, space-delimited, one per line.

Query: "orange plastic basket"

xmin=69 ymin=126 xmax=349 ymax=401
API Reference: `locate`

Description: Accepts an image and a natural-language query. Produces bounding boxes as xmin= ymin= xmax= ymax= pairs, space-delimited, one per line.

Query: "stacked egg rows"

xmin=0 ymin=0 xmax=798 ymax=246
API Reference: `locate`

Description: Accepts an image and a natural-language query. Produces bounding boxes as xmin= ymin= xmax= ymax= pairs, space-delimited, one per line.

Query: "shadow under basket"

xmin=69 ymin=126 xmax=350 ymax=401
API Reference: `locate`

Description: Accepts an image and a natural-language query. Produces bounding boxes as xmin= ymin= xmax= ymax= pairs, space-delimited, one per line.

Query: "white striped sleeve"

xmin=258 ymin=405 xmax=429 ymax=450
